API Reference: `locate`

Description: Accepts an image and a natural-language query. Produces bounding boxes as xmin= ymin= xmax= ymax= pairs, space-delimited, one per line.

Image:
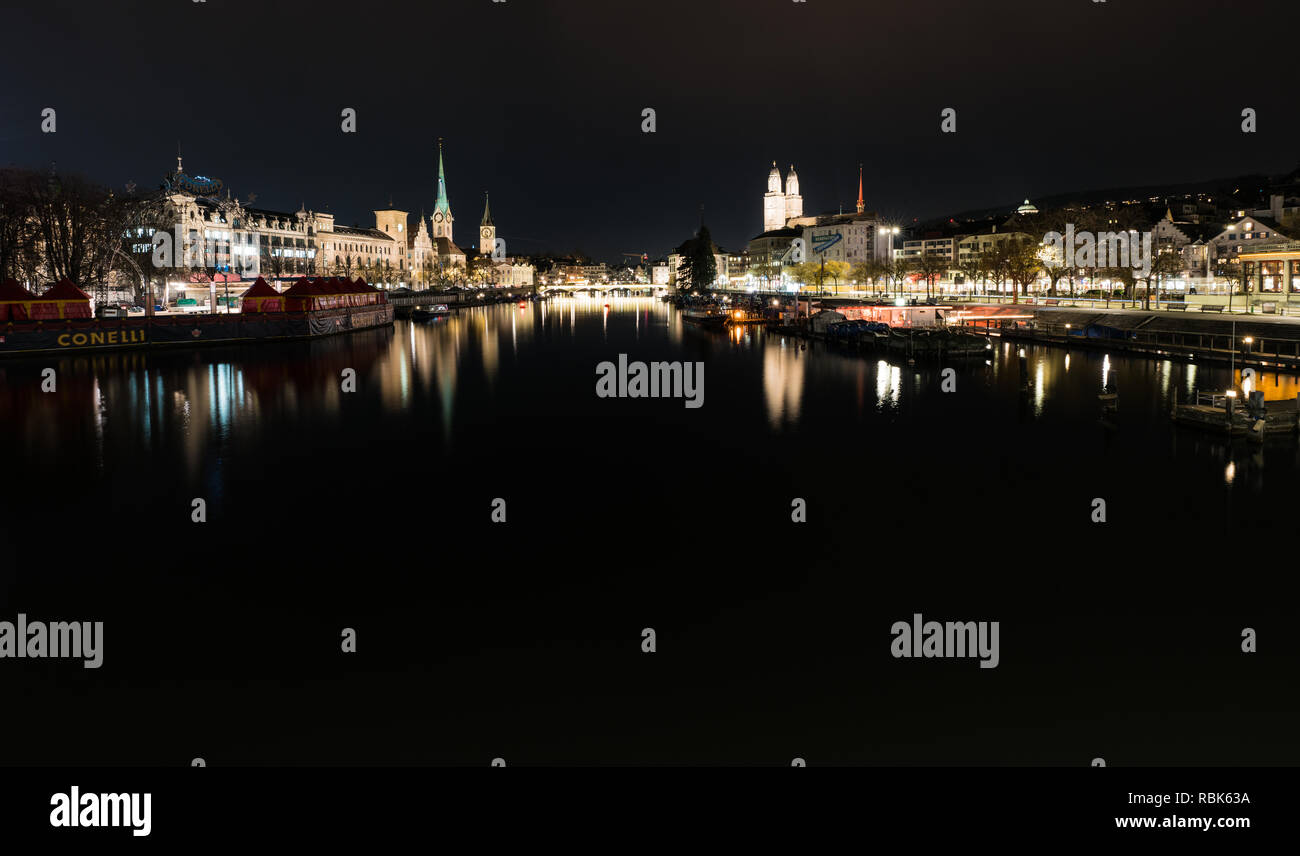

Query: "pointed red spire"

xmin=856 ymin=164 xmax=865 ymax=214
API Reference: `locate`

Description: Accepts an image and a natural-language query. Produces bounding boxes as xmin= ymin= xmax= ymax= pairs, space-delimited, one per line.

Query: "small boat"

xmin=681 ymin=306 xmax=729 ymax=330
xmin=411 ymin=304 xmax=451 ymax=321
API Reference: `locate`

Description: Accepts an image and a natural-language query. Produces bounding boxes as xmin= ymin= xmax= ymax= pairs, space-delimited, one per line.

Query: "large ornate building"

xmin=140 ymin=144 xmax=481 ymax=299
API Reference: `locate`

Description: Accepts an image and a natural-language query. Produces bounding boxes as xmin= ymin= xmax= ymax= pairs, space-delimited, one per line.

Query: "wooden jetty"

xmin=1172 ymin=391 xmax=1300 ymax=438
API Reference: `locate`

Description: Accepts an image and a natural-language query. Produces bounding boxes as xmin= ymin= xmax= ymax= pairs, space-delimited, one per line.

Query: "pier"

xmin=949 ymin=304 xmax=1300 ymax=371
xmin=387 ymin=289 xmax=535 ymax=318
xmin=1172 ymin=390 xmax=1300 ymax=438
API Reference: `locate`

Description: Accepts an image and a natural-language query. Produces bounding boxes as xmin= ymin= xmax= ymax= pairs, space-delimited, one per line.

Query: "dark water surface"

xmin=1 ymin=296 xmax=1296 ymax=764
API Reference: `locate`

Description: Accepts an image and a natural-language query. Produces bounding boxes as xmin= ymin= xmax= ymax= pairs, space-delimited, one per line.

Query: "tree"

xmin=910 ymin=251 xmax=947 ymax=299
xmin=677 ymin=224 xmax=718 ymax=293
xmin=793 ymin=261 xmax=827 ymax=291
xmin=1216 ymin=257 xmax=1247 ymax=311
xmin=824 ymin=260 xmax=851 ymax=295
xmin=0 ymin=168 xmax=39 ymax=283
xmin=980 ymin=245 xmax=1008 ymax=296
xmin=261 ymin=244 xmax=288 ymax=281
xmin=956 ymin=255 xmax=982 ymax=296
xmin=1100 ymin=265 xmax=1135 ymax=305
xmin=1037 ymin=242 xmax=1070 ymax=297
xmin=1149 ymin=249 xmax=1184 ymax=307
xmin=851 ymin=260 xmax=879 ymax=295
xmin=886 ymin=257 xmax=911 ymax=297
xmin=1002 ymin=237 xmax=1041 ymax=304
xmin=23 ymin=168 xmax=149 ymax=302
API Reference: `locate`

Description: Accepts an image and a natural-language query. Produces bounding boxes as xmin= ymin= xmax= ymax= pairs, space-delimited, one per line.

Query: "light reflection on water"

xmin=4 ymin=298 xmax=1300 ymax=502
xmin=763 ymin=340 xmax=804 ymax=428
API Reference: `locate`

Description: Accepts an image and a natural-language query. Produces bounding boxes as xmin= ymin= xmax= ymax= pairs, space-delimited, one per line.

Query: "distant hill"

xmin=922 ymin=166 xmax=1300 ymax=231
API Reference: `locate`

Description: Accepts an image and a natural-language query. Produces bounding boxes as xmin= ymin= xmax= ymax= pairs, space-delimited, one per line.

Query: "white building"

xmin=749 ymin=163 xmax=887 ymax=275
xmin=762 ymin=162 xmax=803 ymax=233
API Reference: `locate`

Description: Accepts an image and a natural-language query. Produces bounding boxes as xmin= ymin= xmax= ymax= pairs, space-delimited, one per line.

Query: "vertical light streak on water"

xmin=1034 ymin=360 xmax=1045 ymax=416
xmin=93 ymin=376 xmax=105 ymax=473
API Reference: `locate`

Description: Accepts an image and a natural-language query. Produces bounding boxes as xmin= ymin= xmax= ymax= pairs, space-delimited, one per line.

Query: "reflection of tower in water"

xmin=479 ymin=311 xmax=499 ymax=384
xmin=763 ymin=342 xmax=805 ymax=428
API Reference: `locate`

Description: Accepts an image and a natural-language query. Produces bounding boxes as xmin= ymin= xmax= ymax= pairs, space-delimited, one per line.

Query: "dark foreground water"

xmin=1 ymin=296 xmax=1297 ymax=765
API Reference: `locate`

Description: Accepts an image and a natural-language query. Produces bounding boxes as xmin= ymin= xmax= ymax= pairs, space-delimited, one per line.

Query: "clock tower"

xmin=479 ymin=192 xmax=495 ymax=257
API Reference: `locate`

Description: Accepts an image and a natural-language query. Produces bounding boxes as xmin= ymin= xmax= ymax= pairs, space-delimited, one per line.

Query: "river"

xmin=1 ymin=296 xmax=1295 ymax=764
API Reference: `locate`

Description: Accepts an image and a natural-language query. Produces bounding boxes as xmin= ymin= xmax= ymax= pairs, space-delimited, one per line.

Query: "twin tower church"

xmin=762 ymin=163 xmax=804 ymax=233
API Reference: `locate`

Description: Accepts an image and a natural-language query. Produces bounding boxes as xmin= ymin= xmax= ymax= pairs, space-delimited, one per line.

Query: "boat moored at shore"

xmin=0 ymin=276 xmax=393 ymax=357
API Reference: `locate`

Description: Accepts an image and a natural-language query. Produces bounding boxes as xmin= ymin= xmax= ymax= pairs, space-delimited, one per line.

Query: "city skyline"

xmin=3 ymin=0 xmax=1299 ymax=830
xmin=3 ymin=0 xmax=1297 ymax=262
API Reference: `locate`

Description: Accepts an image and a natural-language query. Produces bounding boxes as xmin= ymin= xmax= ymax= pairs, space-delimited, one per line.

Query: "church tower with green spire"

xmin=432 ymin=138 xmax=454 ymax=243
xmin=479 ymin=192 xmax=496 ymax=256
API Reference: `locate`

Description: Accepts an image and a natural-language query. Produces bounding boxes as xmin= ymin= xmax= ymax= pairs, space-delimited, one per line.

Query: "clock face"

xmin=482 ymin=228 xmax=491 ymax=238
xmin=434 ymin=213 xmax=442 ymax=222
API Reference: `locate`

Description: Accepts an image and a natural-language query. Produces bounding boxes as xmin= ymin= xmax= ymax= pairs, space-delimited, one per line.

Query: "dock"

xmin=1172 ymin=391 xmax=1300 ymax=438
xmin=951 ymin=305 xmax=1300 ymax=371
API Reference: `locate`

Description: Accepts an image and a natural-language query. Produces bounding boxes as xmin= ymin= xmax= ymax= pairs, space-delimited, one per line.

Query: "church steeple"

xmin=856 ymin=164 xmax=865 ymax=214
xmin=783 ymin=164 xmax=802 ymax=221
xmin=432 ymin=138 xmax=454 ymax=242
xmin=478 ymin=191 xmax=497 ymax=256
xmin=434 ymin=139 xmax=451 ymax=216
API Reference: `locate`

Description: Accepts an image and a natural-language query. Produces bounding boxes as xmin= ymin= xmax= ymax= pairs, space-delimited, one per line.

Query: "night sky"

xmin=3 ymin=0 xmax=1297 ymax=261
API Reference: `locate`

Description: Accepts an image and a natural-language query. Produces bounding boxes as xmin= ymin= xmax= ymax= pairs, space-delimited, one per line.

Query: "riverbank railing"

xmin=953 ymin=316 xmax=1300 ymax=369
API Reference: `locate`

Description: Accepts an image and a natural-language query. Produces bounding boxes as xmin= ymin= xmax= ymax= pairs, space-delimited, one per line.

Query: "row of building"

xmin=130 ymin=142 xmax=533 ymax=306
xmin=646 ymin=162 xmax=1300 ymax=295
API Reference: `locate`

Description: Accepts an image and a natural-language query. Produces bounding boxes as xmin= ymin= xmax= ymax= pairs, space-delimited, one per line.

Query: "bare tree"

xmin=24 ymin=168 xmax=148 ymax=300
xmin=0 ymin=168 xmax=40 ymax=282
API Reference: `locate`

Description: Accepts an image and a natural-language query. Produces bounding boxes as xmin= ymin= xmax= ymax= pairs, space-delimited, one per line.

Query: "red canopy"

xmin=282 ymin=276 xmax=324 ymax=312
xmin=240 ymin=277 xmax=279 ymax=298
xmin=30 ymin=279 xmax=91 ymax=319
xmin=0 ymin=278 xmax=36 ymax=321
xmin=240 ymin=277 xmax=283 ymax=313
xmin=0 ymin=279 xmax=36 ymax=301
xmin=41 ymin=279 xmax=92 ymax=301
xmin=282 ymin=278 xmax=323 ymax=296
